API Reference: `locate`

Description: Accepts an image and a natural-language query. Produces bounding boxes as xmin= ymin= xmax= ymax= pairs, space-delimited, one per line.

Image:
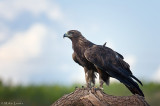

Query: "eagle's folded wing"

xmin=84 ymin=45 xmax=144 ymax=97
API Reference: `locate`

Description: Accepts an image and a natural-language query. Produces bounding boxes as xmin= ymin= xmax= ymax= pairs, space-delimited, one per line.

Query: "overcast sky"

xmin=0 ymin=0 xmax=160 ymax=85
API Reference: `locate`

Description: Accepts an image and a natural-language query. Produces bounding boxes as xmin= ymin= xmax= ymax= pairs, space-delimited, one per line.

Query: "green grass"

xmin=0 ymin=81 xmax=159 ymax=106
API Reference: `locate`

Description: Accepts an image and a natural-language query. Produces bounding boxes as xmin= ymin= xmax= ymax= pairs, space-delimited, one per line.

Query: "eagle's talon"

xmin=91 ymin=87 xmax=96 ymax=93
xmin=86 ymin=86 xmax=92 ymax=90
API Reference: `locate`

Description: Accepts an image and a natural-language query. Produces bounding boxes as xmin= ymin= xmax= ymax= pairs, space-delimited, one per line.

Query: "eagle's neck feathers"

xmin=72 ymin=36 xmax=94 ymax=54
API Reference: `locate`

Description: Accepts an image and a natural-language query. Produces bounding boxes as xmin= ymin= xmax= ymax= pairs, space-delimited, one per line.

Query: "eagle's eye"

xmin=68 ymin=31 xmax=75 ymax=36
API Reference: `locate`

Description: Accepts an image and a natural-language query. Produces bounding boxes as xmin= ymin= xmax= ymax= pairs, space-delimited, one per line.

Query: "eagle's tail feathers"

xmin=125 ymin=84 xmax=144 ymax=97
xmin=131 ymin=75 xmax=143 ymax=86
xmin=125 ymin=78 xmax=144 ymax=97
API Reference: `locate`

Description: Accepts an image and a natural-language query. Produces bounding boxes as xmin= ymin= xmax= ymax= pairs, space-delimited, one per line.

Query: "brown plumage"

xmin=63 ymin=30 xmax=144 ymax=97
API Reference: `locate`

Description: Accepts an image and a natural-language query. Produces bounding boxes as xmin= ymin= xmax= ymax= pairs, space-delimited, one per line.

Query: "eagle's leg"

xmin=84 ymin=67 xmax=91 ymax=88
xmin=85 ymin=73 xmax=91 ymax=88
xmin=99 ymin=75 xmax=104 ymax=90
xmin=85 ymin=72 xmax=92 ymax=88
xmin=84 ymin=67 xmax=95 ymax=88
xmin=91 ymin=71 xmax=96 ymax=87
xmin=95 ymin=66 xmax=106 ymax=90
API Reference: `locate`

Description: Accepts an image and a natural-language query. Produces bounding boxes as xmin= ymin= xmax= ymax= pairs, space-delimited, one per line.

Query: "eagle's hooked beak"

xmin=63 ymin=33 xmax=68 ymax=38
xmin=63 ymin=33 xmax=71 ymax=38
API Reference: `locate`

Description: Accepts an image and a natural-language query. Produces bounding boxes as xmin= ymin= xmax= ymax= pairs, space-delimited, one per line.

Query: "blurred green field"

xmin=0 ymin=81 xmax=159 ymax=106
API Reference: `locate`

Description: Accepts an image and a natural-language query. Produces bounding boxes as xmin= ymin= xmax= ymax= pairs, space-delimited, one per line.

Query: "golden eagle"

xmin=63 ymin=30 xmax=144 ymax=97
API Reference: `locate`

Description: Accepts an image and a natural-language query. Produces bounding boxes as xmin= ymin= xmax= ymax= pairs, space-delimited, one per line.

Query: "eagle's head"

xmin=63 ymin=30 xmax=82 ymax=39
